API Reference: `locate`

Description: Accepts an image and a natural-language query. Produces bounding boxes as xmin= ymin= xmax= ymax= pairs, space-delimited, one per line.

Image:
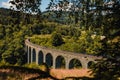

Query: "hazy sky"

xmin=0 ymin=0 xmax=50 ymax=12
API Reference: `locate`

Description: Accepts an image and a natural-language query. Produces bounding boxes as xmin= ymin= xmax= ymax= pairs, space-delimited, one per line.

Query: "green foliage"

xmin=91 ymin=1 xmax=120 ymax=80
xmin=0 ymin=1 xmax=120 ymax=79
xmin=0 ymin=9 xmax=59 ymax=65
xmin=92 ymin=36 xmax=120 ymax=80
xmin=92 ymin=58 xmax=120 ymax=80
xmin=24 ymin=63 xmax=41 ymax=69
xmin=51 ymin=32 xmax=64 ymax=46
xmin=0 ymin=23 xmax=33 ymax=65
xmin=0 ymin=24 xmax=5 ymax=39
xmin=31 ymin=30 xmax=102 ymax=54
xmin=56 ymin=26 xmax=80 ymax=37
xmin=24 ymin=63 xmax=50 ymax=72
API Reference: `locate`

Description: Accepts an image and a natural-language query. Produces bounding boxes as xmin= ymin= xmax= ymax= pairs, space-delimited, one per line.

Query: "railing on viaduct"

xmin=25 ymin=39 xmax=101 ymax=69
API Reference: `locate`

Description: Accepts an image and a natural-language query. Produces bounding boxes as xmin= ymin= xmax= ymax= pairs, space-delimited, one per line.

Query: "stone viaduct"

xmin=25 ymin=39 xmax=101 ymax=69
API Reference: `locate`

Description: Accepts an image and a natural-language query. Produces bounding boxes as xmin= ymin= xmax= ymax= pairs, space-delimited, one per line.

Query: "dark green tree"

xmin=0 ymin=24 xmax=5 ymax=39
xmin=92 ymin=1 xmax=120 ymax=80
xmin=51 ymin=32 xmax=64 ymax=46
xmin=9 ymin=0 xmax=42 ymax=24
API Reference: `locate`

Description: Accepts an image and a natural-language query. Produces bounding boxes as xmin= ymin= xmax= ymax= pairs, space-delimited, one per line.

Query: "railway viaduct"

xmin=25 ymin=39 xmax=101 ymax=69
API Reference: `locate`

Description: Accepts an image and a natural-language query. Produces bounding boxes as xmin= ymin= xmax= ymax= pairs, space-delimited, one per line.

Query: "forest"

xmin=0 ymin=0 xmax=120 ymax=80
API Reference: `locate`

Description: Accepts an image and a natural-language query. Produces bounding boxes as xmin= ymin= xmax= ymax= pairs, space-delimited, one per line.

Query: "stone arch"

xmin=55 ymin=55 xmax=65 ymax=69
xmin=45 ymin=53 xmax=53 ymax=68
xmin=69 ymin=58 xmax=82 ymax=69
xmin=38 ymin=51 xmax=44 ymax=65
xmin=32 ymin=48 xmax=36 ymax=62
xmin=88 ymin=61 xmax=95 ymax=69
xmin=29 ymin=47 xmax=31 ymax=63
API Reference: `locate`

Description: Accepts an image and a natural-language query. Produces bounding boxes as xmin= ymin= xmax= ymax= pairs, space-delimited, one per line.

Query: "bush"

xmin=51 ymin=32 xmax=64 ymax=46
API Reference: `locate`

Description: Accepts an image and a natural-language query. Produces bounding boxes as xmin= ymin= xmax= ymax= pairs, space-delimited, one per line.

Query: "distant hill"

xmin=42 ymin=11 xmax=76 ymax=24
xmin=0 ymin=8 xmax=12 ymax=24
xmin=0 ymin=8 xmax=21 ymax=25
xmin=0 ymin=8 xmax=12 ymax=16
xmin=0 ymin=8 xmax=76 ymax=24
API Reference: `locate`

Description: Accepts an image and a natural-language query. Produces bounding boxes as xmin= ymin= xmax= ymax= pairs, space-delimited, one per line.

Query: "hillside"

xmin=0 ymin=8 xmax=76 ymax=25
xmin=42 ymin=11 xmax=77 ymax=24
xmin=0 ymin=8 xmax=12 ymax=16
xmin=0 ymin=7 xmax=102 ymax=64
xmin=0 ymin=8 xmax=98 ymax=79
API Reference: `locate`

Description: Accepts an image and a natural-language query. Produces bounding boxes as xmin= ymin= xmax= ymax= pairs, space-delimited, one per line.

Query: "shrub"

xmin=51 ymin=32 xmax=64 ymax=46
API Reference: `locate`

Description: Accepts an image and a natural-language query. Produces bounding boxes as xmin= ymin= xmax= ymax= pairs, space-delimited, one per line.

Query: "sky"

xmin=0 ymin=0 xmax=50 ymax=12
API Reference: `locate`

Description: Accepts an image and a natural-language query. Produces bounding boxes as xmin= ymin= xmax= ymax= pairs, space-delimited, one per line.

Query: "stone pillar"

xmin=27 ymin=46 xmax=29 ymax=64
xmin=65 ymin=57 xmax=69 ymax=69
xmin=36 ymin=49 xmax=39 ymax=65
xmin=31 ymin=48 xmax=33 ymax=63
xmin=52 ymin=56 xmax=56 ymax=69
xmin=83 ymin=64 xmax=88 ymax=69
xmin=80 ymin=59 xmax=88 ymax=69
xmin=65 ymin=61 xmax=69 ymax=69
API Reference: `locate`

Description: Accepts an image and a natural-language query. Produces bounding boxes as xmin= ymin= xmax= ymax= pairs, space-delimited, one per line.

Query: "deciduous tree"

xmin=51 ymin=32 xmax=64 ymax=46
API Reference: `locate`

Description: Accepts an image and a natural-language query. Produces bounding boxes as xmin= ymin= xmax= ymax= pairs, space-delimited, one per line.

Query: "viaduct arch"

xmin=25 ymin=39 xmax=101 ymax=69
